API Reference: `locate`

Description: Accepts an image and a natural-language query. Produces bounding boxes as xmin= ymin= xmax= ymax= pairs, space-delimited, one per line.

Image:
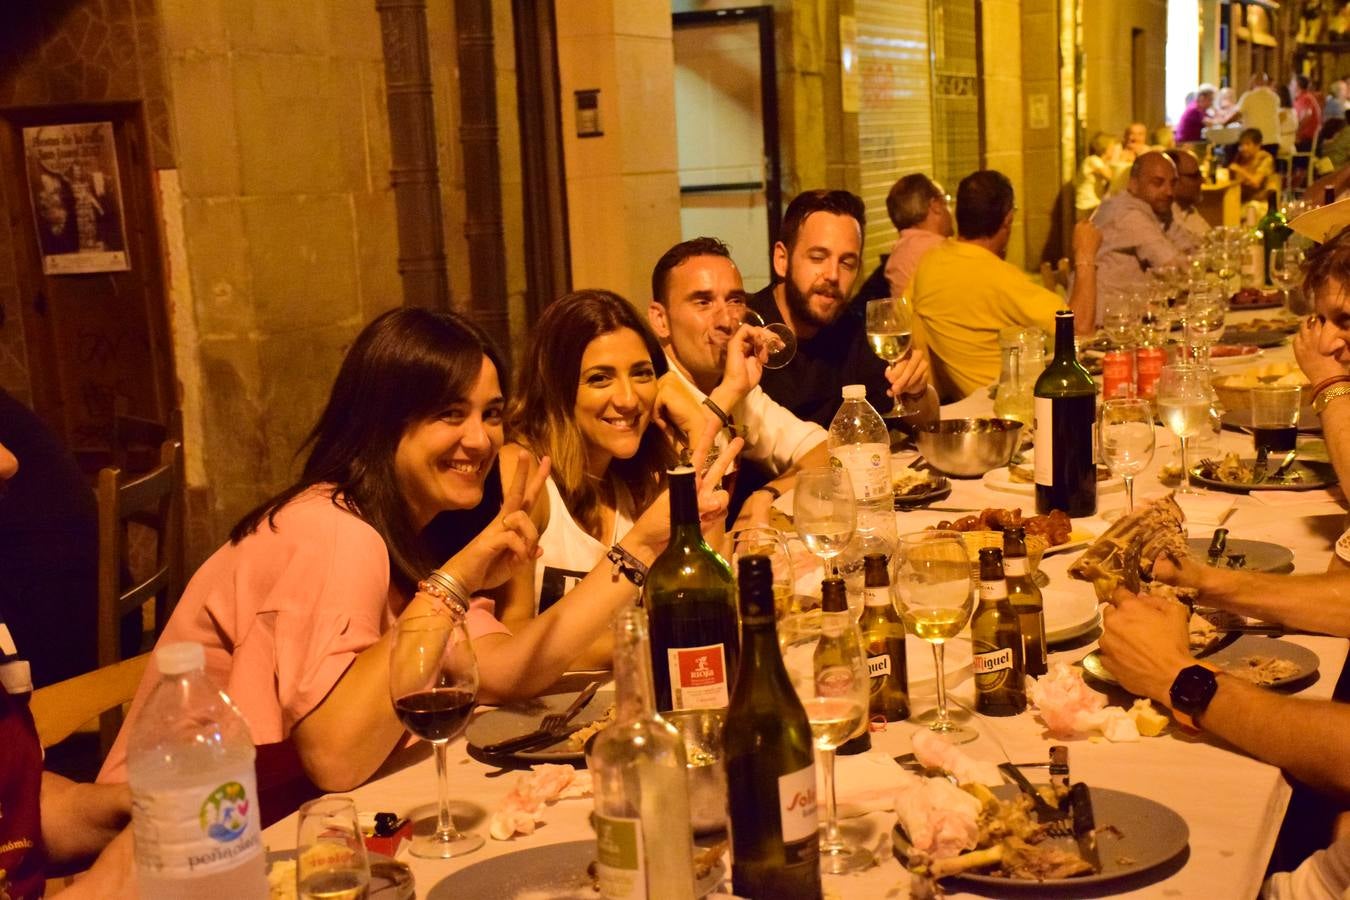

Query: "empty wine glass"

xmin=737 ymin=308 xmax=797 ymax=369
xmin=730 ymin=526 xmax=798 ymax=617
xmin=1184 ymin=288 xmax=1226 ymax=369
xmin=778 ymin=604 xmax=872 ymax=873
xmin=794 ymin=467 xmax=856 ymax=577
xmin=296 ymin=796 xmax=371 ymax=900
xmin=1156 ymin=364 xmax=1215 ymax=496
xmin=892 ymin=531 xmax=976 ymax=743
xmin=389 ymin=613 xmax=483 ymax=857
xmin=865 ymin=298 xmax=919 ymax=415
xmin=1270 ymin=245 xmax=1305 ymax=311
xmin=1099 ymin=398 xmax=1156 ymax=513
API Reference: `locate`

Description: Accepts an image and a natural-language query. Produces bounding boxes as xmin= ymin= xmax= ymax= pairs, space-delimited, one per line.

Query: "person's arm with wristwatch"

xmin=1099 ymin=587 xmax=1350 ymax=802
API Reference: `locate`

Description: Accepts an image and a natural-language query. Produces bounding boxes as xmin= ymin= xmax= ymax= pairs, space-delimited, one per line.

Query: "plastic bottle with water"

xmin=828 ymin=384 xmax=893 ymax=537
xmin=127 ymin=641 xmax=268 ymax=899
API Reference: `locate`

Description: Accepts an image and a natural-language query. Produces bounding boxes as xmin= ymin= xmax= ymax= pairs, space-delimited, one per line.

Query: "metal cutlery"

xmin=1070 ymin=782 xmax=1103 ymax=872
xmin=1206 ymin=528 xmax=1229 ymax=566
xmin=1252 ymin=446 xmax=1270 ymax=483
xmin=481 ymin=680 xmax=602 ymax=754
xmin=1271 ymin=448 xmax=1299 ymax=481
xmin=997 ymin=762 xmax=1072 ymax=836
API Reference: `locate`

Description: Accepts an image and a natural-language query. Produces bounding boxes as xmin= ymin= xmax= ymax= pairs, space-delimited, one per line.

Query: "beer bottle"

xmin=1003 ymin=527 xmax=1047 ymax=677
xmin=858 ymin=554 xmax=909 ymax=721
xmin=972 ymin=547 xmax=1027 ymax=716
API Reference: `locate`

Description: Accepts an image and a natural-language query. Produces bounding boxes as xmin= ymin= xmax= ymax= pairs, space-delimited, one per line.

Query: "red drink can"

xmin=1103 ymin=350 xmax=1134 ymax=399
xmin=1136 ymin=346 xmax=1165 ymax=399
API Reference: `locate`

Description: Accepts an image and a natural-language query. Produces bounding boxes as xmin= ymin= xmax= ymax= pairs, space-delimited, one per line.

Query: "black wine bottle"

xmin=1033 ymin=310 xmax=1097 ymax=516
xmin=644 ymin=467 xmax=738 ymax=713
xmin=1003 ymin=527 xmax=1047 ymax=678
xmin=858 ymin=554 xmax=909 ymax=722
xmin=972 ymin=548 xmax=1027 ymax=716
xmin=725 ymin=556 xmax=823 ymax=899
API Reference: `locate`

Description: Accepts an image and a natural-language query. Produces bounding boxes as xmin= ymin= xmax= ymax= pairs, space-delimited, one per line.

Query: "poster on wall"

xmin=22 ymin=121 xmax=130 ymax=275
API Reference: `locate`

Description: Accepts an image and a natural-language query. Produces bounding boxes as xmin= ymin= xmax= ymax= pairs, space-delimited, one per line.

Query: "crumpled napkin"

xmin=1031 ymin=664 xmax=1167 ymax=740
xmin=893 ymin=773 xmax=981 ymax=860
xmin=825 ymin=752 xmax=911 ymax=818
xmin=488 ymin=764 xmax=593 ymax=841
xmin=911 ymin=728 xmax=1003 ymax=786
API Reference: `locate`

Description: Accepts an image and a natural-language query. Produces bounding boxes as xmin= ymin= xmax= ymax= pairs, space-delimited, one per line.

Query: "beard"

xmin=783 ymin=271 xmax=845 ymax=331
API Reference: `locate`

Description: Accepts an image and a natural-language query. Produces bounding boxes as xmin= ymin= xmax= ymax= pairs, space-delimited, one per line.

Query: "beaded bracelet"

xmin=418 ymin=568 xmax=470 ymax=616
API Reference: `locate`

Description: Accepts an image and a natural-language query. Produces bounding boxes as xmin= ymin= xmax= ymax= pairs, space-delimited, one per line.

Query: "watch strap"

xmin=1169 ymin=662 xmax=1220 ymax=731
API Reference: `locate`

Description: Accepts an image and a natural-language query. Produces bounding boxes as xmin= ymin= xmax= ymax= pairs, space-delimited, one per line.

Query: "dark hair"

xmin=955 ymin=170 xmax=1014 ymax=239
xmin=508 ymin=290 xmax=673 ymax=536
xmin=1239 ymin=127 xmax=1264 ymax=145
xmin=230 ymin=307 xmax=506 ymax=593
xmin=1278 ymin=84 xmax=1293 ymax=106
xmin=1294 ymin=74 xmax=1310 ymax=91
xmin=1303 ymin=227 xmax=1350 ymax=298
xmin=651 ymin=237 xmax=731 ymax=305
xmin=886 ymin=174 xmax=943 ymax=231
xmin=778 ymin=189 xmax=866 ymax=252
xmin=1165 ymin=147 xmax=1201 ymax=175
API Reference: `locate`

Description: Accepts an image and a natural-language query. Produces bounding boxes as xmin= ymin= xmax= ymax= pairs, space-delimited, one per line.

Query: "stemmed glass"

xmin=1098 ymin=398 xmax=1156 ymax=513
xmin=1156 ymin=364 xmax=1216 ymax=496
xmin=295 ymin=796 xmax=371 ymax=900
xmin=730 ymin=526 xmax=797 ymax=618
xmin=892 ymin=531 xmax=976 ymax=743
xmin=737 ymin=308 xmax=798 ymax=369
xmin=778 ymin=610 xmax=872 ymax=873
xmin=1184 ymin=286 xmax=1226 ymax=368
xmin=389 ymin=613 xmax=483 ymax=857
xmin=865 ymin=298 xmax=919 ymax=415
xmin=794 ymin=467 xmax=856 ymax=577
xmin=1270 ymin=245 xmax=1306 ymax=312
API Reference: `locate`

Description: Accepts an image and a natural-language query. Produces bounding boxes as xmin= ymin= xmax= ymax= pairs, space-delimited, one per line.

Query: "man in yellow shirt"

xmin=910 ymin=170 xmax=1100 ymax=399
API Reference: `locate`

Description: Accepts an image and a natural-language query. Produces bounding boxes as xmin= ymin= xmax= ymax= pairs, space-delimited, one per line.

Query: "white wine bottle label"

xmin=1033 ymin=397 xmax=1053 ymax=486
xmin=1003 ymin=557 xmax=1030 ymax=576
xmin=667 ymin=644 xmax=729 ymax=710
xmin=830 ymin=443 xmax=890 ymax=501
xmin=972 ymin=648 xmax=1014 ymax=674
xmin=130 ymin=771 xmax=263 ymax=880
xmin=978 ymin=580 xmax=1008 ymax=601
xmin=778 ymin=762 xmax=818 ymax=848
xmin=863 ymin=586 xmax=890 ymax=608
xmin=594 ymin=814 xmax=645 ymax=900
xmin=867 ymin=655 xmax=891 ymax=678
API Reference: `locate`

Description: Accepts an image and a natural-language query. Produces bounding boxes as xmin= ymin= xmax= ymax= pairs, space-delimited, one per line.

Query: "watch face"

xmin=1170 ymin=664 xmax=1219 ymax=715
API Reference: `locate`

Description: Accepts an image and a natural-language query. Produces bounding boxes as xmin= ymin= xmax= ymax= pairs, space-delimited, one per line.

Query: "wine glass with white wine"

xmin=794 ymin=467 xmax=856 ymax=578
xmin=865 ymin=298 xmax=919 ymax=415
xmin=1155 ymin=364 xmax=1215 ymax=496
xmin=1098 ymin=398 xmax=1155 ymax=514
xmin=892 ymin=531 xmax=977 ymax=743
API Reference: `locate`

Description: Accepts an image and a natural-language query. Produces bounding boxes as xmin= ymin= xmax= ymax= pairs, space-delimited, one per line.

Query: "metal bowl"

xmin=915 ymin=418 xmax=1023 ymax=478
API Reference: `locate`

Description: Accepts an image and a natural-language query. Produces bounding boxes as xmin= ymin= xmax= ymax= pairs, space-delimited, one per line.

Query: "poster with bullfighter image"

xmin=22 ymin=121 xmax=130 ymax=275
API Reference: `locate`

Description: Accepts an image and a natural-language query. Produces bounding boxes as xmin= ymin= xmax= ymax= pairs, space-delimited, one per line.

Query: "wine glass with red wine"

xmin=389 ymin=613 xmax=483 ymax=858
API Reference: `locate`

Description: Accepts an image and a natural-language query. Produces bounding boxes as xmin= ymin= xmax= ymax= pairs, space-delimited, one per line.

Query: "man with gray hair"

xmin=1091 ymin=152 xmax=1189 ymax=318
xmin=1176 ymin=84 xmax=1216 ymax=143
xmin=883 ymin=173 xmax=953 ymax=298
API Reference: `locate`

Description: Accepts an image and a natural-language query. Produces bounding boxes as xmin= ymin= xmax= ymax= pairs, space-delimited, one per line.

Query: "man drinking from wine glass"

xmin=909 ymin=170 xmax=1101 ymax=399
xmin=747 ymin=189 xmax=939 ymax=429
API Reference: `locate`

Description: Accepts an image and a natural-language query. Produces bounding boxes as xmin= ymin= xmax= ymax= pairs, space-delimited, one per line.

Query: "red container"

xmin=1103 ymin=349 xmax=1135 ymax=399
xmin=1136 ymin=346 xmax=1165 ymax=399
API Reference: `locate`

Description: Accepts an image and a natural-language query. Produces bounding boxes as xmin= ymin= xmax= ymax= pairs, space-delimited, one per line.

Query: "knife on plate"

xmin=481 ymin=681 xmax=601 ymax=754
xmin=1206 ymin=528 xmax=1228 ymax=566
xmin=1070 ymin=782 xmax=1102 ymax=873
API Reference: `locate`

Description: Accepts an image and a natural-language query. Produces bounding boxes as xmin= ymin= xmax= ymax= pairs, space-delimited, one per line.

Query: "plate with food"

xmin=1229 ymin=288 xmax=1285 ymax=310
xmin=427 ymin=839 xmax=726 ymax=899
xmin=465 ymin=689 xmax=615 ymax=761
xmin=1207 ymin=343 xmax=1263 ymax=365
xmin=1221 ymin=407 xmax=1321 ymax=434
xmin=893 ymin=469 xmax=953 ymax=509
xmin=1205 ymin=635 xmax=1319 ymax=688
xmin=1042 ymin=587 xmax=1101 ymax=644
xmin=983 ymin=463 xmax=1124 ymax=496
xmin=1184 ymin=537 xmax=1294 ymax=573
xmin=892 ymin=783 xmax=1188 ymax=889
xmin=1189 ymin=456 xmax=1337 ymax=493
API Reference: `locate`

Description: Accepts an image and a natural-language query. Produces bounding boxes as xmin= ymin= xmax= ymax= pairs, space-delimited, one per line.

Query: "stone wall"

xmin=1082 ymin=0 xmax=1170 ymax=140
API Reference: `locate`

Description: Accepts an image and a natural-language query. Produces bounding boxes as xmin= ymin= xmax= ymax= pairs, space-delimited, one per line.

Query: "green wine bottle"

xmin=1002 ymin=527 xmax=1047 ymax=678
xmin=725 ymin=556 xmax=822 ymax=899
xmin=644 ymin=467 xmax=738 ymax=714
xmin=1033 ymin=310 xmax=1096 ymax=517
xmin=1257 ymin=194 xmax=1288 ymax=287
xmin=858 ymin=554 xmax=909 ymax=721
xmin=972 ymin=547 xmax=1027 ymax=716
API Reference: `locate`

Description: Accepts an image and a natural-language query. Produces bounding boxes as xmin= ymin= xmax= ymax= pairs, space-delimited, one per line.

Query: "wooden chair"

xmin=96 ymin=439 xmax=184 ymax=749
xmin=30 ymin=653 xmax=150 ymax=750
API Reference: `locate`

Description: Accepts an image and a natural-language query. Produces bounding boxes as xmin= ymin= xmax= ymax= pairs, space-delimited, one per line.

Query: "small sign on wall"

xmin=575 ymin=89 xmax=603 ymax=138
xmin=22 ymin=121 xmax=130 ymax=274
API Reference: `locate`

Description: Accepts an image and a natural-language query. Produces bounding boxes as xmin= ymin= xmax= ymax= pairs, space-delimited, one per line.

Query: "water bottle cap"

xmin=0 ymin=660 xmax=31 ymax=695
xmin=156 ymin=641 xmax=206 ymax=675
xmin=841 ymin=384 xmax=866 ymax=399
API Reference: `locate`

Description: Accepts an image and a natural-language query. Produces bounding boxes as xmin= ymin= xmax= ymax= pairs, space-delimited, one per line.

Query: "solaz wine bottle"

xmin=725 ymin=555 xmax=822 ymax=899
xmin=1034 ymin=310 xmax=1097 ymax=516
xmin=645 ymin=466 xmax=738 ymax=714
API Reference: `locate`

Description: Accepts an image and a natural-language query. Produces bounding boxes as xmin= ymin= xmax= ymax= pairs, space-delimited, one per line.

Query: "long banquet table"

xmin=264 ymin=310 xmax=1350 ymax=899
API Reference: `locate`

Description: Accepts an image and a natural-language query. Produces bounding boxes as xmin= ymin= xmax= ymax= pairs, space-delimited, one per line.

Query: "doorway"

xmin=672 ymin=7 xmax=781 ymax=290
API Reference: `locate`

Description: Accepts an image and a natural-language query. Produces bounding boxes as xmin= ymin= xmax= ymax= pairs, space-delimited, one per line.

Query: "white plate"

xmin=1042 ymin=586 xmax=1101 ymax=644
xmin=982 ymin=466 xmax=1125 ymax=496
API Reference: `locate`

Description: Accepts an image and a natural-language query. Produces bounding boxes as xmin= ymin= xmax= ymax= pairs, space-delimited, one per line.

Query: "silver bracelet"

xmin=423 ymin=568 xmax=471 ymax=615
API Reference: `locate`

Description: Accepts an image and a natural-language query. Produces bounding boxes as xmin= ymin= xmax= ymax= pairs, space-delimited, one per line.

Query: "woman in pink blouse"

xmin=99 ymin=308 xmax=736 ymax=793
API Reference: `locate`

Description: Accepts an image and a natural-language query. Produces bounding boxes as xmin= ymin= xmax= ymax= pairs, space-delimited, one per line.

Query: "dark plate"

xmin=1219 ymin=329 xmax=1290 ymax=348
xmin=464 ymin=689 xmax=613 ymax=762
xmin=892 ymin=785 xmax=1188 ymax=890
xmin=894 ymin=476 xmax=953 ymax=509
xmin=267 ymin=851 xmax=413 ymax=899
xmin=1205 ymin=634 xmax=1319 ymax=688
xmin=1184 ymin=537 xmax=1295 ymax=572
xmin=1221 ymin=407 xmax=1321 ymax=434
xmin=1188 ymin=459 xmax=1337 ymax=493
xmin=1228 ymin=299 xmax=1284 ymax=311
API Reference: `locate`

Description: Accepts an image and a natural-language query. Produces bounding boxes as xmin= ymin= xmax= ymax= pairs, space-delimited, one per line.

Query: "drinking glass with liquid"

xmin=865 ymin=298 xmax=918 ymax=415
xmin=295 ymin=796 xmax=371 ymax=900
xmin=1251 ymin=385 xmax=1301 ymax=455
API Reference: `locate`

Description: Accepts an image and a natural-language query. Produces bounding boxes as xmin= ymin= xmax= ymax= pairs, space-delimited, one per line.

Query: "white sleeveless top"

xmin=533 ymin=475 xmax=634 ymax=614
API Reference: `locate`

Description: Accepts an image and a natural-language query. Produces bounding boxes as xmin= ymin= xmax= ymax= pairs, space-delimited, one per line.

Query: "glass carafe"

xmin=994 ymin=327 xmax=1043 ymax=428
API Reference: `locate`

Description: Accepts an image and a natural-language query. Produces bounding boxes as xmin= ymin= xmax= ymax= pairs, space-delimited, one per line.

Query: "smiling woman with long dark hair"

xmin=97 ymin=307 xmax=735 ymax=793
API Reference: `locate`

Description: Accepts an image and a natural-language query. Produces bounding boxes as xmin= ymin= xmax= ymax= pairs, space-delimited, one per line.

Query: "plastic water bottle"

xmin=828 ymin=384 xmax=893 ymax=535
xmin=127 ymin=642 xmax=268 ymax=899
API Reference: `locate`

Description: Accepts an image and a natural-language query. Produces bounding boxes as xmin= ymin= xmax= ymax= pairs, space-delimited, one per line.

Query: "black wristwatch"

xmin=1169 ymin=664 xmax=1219 ymax=730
